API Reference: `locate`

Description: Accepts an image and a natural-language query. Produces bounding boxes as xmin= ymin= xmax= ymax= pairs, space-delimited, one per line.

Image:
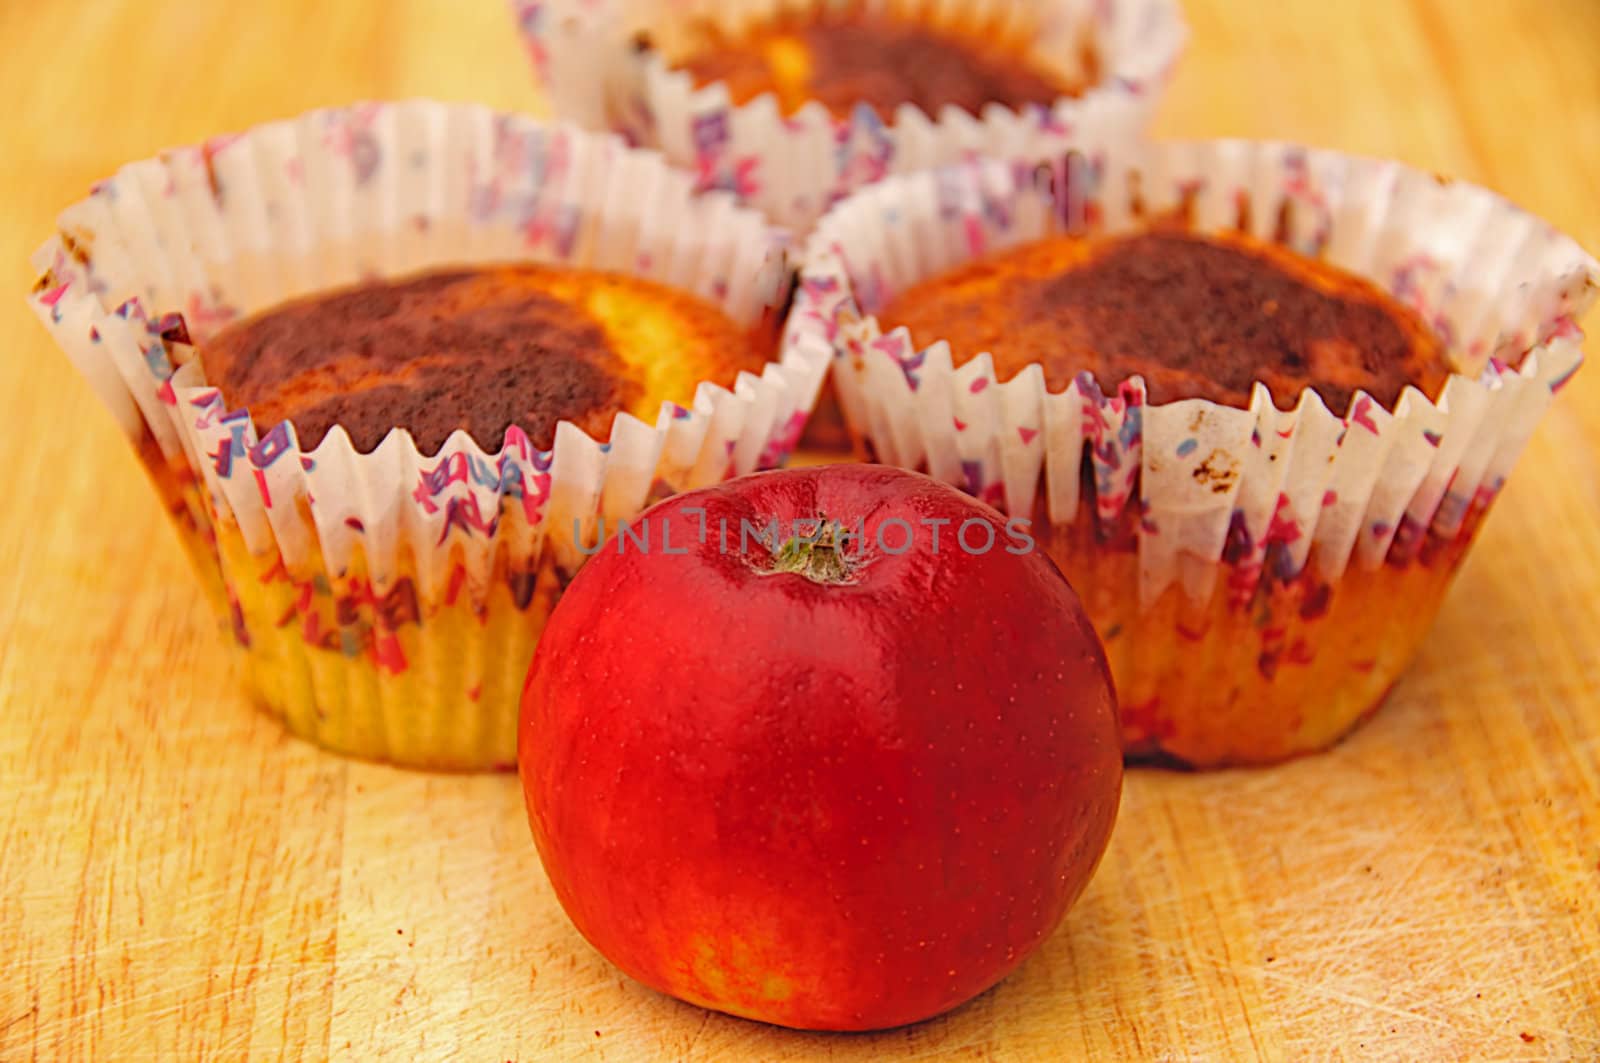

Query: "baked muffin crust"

xmin=673 ymin=8 xmax=1088 ymax=121
xmin=202 ymin=265 xmax=771 ymax=452
xmin=879 ymin=229 xmax=1452 ymax=410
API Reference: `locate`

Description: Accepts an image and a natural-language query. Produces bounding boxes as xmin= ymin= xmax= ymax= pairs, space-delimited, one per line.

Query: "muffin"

xmin=787 ymin=143 xmax=1598 ymax=767
xmin=514 ymin=0 xmax=1185 ymax=228
xmin=29 ymin=102 xmax=826 ymax=771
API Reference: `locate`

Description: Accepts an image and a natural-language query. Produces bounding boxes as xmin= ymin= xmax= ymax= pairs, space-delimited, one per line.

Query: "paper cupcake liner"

xmin=512 ymin=0 xmax=1185 ymax=229
xmin=29 ymin=100 xmax=828 ymax=770
xmin=788 ymin=140 xmax=1598 ymax=765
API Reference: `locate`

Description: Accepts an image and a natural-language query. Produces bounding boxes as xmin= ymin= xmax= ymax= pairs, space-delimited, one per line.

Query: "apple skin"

xmin=520 ymin=465 xmax=1120 ymax=1031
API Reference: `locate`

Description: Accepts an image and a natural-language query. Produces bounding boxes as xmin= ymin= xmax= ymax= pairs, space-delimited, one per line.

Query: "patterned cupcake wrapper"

xmin=790 ymin=140 xmax=1598 ymax=613
xmin=511 ymin=0 xmax=1186 ymax=229
xmin=29 ymin=100 xmax=828 ymax=769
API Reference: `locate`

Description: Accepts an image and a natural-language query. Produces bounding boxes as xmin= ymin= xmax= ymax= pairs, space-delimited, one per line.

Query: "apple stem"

xmin=766 ymin=518 xmax=857 ymax=586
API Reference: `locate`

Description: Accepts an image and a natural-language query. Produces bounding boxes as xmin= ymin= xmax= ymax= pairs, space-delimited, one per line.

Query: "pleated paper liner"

xmin=512 ymin=0 xmax=1185 ymax=229
xmin=29 ymin=101 xmax=828 ymax=771
xmin=787 ymin=141 xmax=1598 ymax=767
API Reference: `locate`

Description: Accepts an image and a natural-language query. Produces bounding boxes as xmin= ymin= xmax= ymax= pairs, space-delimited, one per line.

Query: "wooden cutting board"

xmin=2 ymin=1 xmax=1597 ymax=1058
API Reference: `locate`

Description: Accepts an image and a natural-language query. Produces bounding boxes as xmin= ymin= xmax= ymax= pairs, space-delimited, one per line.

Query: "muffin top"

xmin=671 ymin=8 xmax=1089 ymax=121
xmin=200 ymin=265 xmax=772 ymax=453
xmin=878 ymin=229 xmax=1454 ymax=411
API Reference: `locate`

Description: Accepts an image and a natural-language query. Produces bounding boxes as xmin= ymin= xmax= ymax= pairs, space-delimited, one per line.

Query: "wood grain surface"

xmin=2 ymin=1 xmax=1598 ymax=1059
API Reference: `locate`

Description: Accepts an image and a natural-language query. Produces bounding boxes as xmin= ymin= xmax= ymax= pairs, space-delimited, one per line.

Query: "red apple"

xmin=520 ymin=465 xmax=1120 ymax=1031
